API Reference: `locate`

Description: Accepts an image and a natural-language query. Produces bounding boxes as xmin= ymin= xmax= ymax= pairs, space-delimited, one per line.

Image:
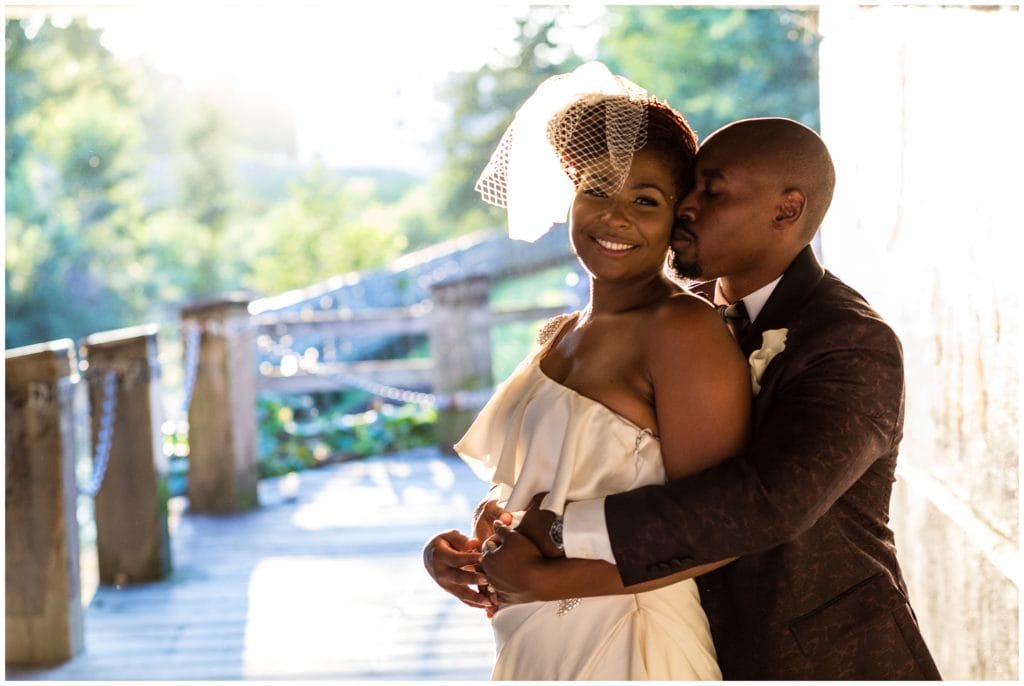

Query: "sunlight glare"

xmin=85 ymin=3 xmax=600 ymax=174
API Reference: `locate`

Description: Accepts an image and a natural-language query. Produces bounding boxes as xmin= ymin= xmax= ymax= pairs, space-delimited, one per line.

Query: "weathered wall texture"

xmin=818 ymin=5 xmax=1020 ymax=679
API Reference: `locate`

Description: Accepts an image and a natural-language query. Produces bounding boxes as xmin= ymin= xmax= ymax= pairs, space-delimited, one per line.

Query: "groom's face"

xmin=669 ymin=134 xmax=779 ymax=283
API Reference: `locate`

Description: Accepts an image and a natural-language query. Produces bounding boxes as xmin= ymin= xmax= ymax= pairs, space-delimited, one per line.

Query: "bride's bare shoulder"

xmin=643 ymin=290 xmax=732 ymax=352
xmin=652 ymin=290 xmax=717 ymax=324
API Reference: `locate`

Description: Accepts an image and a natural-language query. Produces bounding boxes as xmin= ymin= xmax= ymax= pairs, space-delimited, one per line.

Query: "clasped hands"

xmin=422 ymin=493 xmax=563 ymax=615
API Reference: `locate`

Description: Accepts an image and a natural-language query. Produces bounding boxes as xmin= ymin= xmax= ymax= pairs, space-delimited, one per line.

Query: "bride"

xmin=433 ymin=62 xmax=750 ymax=680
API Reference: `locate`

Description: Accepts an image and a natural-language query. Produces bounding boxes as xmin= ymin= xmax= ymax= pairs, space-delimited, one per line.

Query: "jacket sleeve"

xmin=606 ymin=312 xmax=906 ymax=586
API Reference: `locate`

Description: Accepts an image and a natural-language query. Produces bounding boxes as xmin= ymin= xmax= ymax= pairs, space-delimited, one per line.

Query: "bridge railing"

xmin=5 ymin=272 xmax=572 ymax=667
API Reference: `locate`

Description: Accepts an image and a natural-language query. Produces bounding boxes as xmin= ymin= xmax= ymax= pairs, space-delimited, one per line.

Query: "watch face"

xmin=550 ymin=516 xmax=564 ymax=548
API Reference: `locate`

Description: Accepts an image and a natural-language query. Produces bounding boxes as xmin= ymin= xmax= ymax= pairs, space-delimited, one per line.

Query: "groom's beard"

xmin=669 ymin=248 xmax=703 ymax=281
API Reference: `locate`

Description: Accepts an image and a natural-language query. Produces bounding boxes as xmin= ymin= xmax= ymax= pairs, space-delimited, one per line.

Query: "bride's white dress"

xmin=455 ymin=315 xmax=721 ymax=680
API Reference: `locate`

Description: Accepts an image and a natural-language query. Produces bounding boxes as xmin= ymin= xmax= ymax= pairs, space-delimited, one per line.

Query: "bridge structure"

xmin=5 ymin=227 xmax=579 ymax=678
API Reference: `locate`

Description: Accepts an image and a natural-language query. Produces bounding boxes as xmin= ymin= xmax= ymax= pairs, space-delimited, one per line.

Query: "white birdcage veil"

xmin=475 ymin=61 xmax=658 ymax=242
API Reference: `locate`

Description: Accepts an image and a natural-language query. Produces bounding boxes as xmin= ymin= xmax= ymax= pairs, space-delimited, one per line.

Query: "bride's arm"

xmin=651 ymin=296 xmax=750 ymax=482
xmin=481 ymin=298 xmax=751 ymax=603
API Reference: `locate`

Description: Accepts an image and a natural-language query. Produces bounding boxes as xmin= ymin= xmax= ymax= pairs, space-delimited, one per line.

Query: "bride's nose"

xmin=600 ymin=200 xmax=630 ymax=227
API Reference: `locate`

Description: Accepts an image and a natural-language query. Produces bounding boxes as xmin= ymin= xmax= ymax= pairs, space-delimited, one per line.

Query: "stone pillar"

xmin=429 ymin=276 xmax=494 ymax=454
xmin=81 ymin=325 xmax=171 ymax=584
xmin=819 ymin=5 xmax=1019 ymax=679
xmin=181 ymin=294 xmax=259 ymax=513
xmin=5 ymin=340 xmax=84 ymax=666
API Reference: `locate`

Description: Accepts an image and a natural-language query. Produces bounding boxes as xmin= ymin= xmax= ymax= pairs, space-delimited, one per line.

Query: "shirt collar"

xmin=714 ymin=275 xmax=783 ymax=323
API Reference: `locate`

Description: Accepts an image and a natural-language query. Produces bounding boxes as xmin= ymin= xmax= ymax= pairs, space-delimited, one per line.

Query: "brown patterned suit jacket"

xmin=605 ymin=246 xmax=941 ymax=680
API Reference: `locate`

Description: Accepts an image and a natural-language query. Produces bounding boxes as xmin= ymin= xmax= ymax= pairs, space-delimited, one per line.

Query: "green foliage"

xmin=597 ymin=7 xmax=821 ymax=138
xmin=491 ymin=263 xmax=579 ymax=311
xmin=176 ymin=103 xmax=235 ymax=297
xmin=255 ymin=394 xmax=438 ymax=478
xmin=490 ymin=264 xmax=580 ymax=381
xmin=431 ymin=8 xmax=585 ymax=236
xmin=426 ymin=7 xmax=820 ymax=236
xmin=4 ymin=17 xmax=414 ymax=347
xmin=5 ymin=8 xmax=822 ymax=356
xmin=5 ymin=17 xmax=156 ymax=347
xmin=244 ymin=162 xmax=408 ymax=295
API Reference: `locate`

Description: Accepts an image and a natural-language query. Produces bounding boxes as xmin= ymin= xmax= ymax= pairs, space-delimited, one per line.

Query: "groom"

xmin=426 ymin=118 xmax=941 ymax=679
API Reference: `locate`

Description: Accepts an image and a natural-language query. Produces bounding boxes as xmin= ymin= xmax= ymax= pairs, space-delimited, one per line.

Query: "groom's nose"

xmin=676 ymin=188 xmax=698 ymax=222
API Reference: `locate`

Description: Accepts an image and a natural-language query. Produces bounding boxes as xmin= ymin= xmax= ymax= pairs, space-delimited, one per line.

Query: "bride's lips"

xmin=593 ymin=236 xmax=637 ymax=254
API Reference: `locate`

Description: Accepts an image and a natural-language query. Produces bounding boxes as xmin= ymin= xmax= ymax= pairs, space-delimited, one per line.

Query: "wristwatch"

xmin=548 ymin=514 xmax=565 ymax=551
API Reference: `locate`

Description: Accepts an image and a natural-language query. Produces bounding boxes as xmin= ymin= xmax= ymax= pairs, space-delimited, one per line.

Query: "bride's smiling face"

xmin=569 ymin=148 xmax=678 ymax=282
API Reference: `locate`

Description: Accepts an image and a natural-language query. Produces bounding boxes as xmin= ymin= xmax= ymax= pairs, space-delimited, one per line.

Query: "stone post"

xmin=81 ymin=325 xmax=171 ymax=584
xmin=181 ymin=294 xmax=259 ymax=513
xmin=428 ymin=276 xmax=494 ymax=454
xmin=5 ymin=340 xmax=84 ymax=666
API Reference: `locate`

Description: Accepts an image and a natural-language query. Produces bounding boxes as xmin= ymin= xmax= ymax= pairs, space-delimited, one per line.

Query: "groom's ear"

xmin=772 ymin=189 xmax=806 ymax=230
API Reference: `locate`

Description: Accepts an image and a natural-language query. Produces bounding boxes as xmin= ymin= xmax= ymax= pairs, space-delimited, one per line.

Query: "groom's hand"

xmin=516 ymin=492 xmax=566 ymax=559
xmin=422 ymin=529 xmax=494 ymax=611
xmin=480 ymin=521 xmax=552 ymax=605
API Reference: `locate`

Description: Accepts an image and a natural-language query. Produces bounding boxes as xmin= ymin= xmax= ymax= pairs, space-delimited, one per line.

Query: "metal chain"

xmin=79 ymin=369 xmax=119 ymax=497
xmin=321 ymin=371 xmax=437 ymax=408
xmin=180 ymin=323 xmax=202 ymax=418
xmin=314 ymin=370 xmax=496 ymax=411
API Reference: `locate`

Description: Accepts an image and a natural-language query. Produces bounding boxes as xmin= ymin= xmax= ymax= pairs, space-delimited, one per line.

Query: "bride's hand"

xmin=473 ymin=499 xmax=513 ymax=542
xmin=423 ymin=529 xmax=494 ymax=612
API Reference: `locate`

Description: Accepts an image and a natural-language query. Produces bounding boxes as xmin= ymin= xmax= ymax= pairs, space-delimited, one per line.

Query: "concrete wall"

xmin=818 ymin=5 xmax=1020 ymax=679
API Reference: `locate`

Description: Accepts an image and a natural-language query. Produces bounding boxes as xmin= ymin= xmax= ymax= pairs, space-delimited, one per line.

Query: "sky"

xmin=65 ymin=3 xmax=606 ymax=175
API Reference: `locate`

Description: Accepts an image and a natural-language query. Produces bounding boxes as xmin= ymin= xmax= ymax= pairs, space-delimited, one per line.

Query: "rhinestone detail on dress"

xmin=557 ymin=598 xmax=582 ymax=616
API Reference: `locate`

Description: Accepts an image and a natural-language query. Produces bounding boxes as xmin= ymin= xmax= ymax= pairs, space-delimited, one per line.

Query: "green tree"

xmin=423 ymin=7 xmax=820 ymax=237
xmin=176 ymin=103 xmax=236 ymax=297
xmin=597 ymin=7 xmax=821 ymax=139
xmin=430 ymin=7 xmax=585 ymax=237
xmin=5 ymin=17 xmax=155 ymax=347
xmin=245 ymin=162 xmax=407 ymax=295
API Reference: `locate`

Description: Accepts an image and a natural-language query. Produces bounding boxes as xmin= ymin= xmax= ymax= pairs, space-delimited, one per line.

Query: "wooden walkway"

xmin=7 ymin=447 xmax=496 ymax=680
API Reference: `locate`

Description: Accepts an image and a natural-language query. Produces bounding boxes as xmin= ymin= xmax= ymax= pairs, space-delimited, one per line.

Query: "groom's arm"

xmin=510 ymin=306 xmax=904 ymax=589
xmin=606 ymin=312 xmax=905 ymax=585
xmin=479 ymin=521 xmax=734 ymax=604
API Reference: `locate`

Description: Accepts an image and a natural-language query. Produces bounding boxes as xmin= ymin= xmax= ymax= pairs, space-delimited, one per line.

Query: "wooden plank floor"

xmin=7 ymin=447 xmax=496 ymax=680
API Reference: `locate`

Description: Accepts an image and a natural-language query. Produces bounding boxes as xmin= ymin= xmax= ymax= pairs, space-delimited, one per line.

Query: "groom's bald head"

xmin=703 ymin=117 xmax=836 ymax=241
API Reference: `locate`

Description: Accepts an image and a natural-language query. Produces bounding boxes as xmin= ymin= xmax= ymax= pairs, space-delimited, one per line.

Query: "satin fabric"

xmin=455 ymin=319 xmax=720 ymax=680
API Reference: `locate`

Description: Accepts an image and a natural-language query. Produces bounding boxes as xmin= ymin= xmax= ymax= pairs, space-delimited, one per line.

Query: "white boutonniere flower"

xmin=748 ymin=328 xmax=788 ymax=395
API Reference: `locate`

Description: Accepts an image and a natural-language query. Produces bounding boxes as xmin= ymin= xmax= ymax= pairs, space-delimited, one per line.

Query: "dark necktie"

xmin=717 ymin=300 xmax=750 ymax=340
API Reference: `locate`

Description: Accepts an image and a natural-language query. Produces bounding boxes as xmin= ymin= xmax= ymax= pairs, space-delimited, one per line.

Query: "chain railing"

xmin=78 ymin=369 xmax=119 ymax=497
xmin=179 ymin=322 xmax=202 ymax=419
xmin=315 ymin=369 xmax=438 ymax=408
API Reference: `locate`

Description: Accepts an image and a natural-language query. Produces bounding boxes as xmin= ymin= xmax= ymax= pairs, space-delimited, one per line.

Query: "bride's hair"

xmin=549 ymin=96 xmax=697 ymax=200
xmin=474 ymin=61 xmax=695 ymax=242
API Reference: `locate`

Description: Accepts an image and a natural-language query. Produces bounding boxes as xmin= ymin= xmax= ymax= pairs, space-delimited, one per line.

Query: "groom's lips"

xmin=671 ymin=224 xmax=696 ymax=248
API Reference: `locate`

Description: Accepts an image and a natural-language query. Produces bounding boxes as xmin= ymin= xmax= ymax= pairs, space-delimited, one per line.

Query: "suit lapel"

xmin=738 ymin=245 xmax=825 ymax=357
xmin=684 ymin=247 xmax=824 ymax=356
